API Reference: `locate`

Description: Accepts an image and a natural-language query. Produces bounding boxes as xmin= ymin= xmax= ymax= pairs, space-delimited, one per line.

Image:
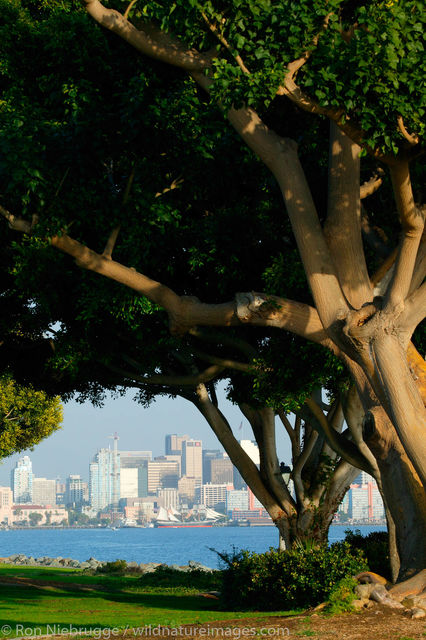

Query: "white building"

xmin=196 ymin=483 xmax=233 ymax=507
xmin=32 ymin=478 xmax=57 ymax=506
xmin=226 ymin=489 xmax=249 ymax=513
xmin=11 ymin=456 xmax=33 ymax=504
xmin=158 ymin=488 xmax=179 ymax=509
xmin=0 ymin=486 xmax=13 ymax=524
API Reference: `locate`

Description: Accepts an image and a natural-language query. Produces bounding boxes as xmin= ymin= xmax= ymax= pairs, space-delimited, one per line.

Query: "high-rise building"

xmin=165 ymin=434 xmax=190 ymax=456
xmin=202 ymin=450 xmax=222 ymax=484
xmin=0 ymin=486 xmax=13 ymax=524
xmin=65 ymin=475 xmax=89 ymax=506
xmin=32 ymin=478 xmax=57 ymax=506
xmin=182 ymin=440 xmax=202 ymax=485
xmin=196 ymin=483 xmax=233 ymax=508
xmin=89 ymin=448 xmax=120 ymax=512
xmin=148 ymin=458 xmax=179 ymax=493
xmin=11 ymin=456 xmax=33 ymax=504
xmin=158 ymin=488 xmax=179 ymax=509
xmin=119 ymin=452 xmax=150 ymax=498
xmin=349 ymin=473 xmax=385 ymax=520
xmin=233 ymin=440 xmax=260 ymax=489
xmin=211 ymin=458 xmax=234 ymax=484
xmin=226 ymin=488 xmax=249 ymax=513
xmin=178 ymin=476 xmax=197 ymax=503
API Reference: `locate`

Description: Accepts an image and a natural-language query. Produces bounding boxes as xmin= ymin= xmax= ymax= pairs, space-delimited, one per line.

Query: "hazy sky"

xmin=0 ymin=382 xmax=292 ymax=485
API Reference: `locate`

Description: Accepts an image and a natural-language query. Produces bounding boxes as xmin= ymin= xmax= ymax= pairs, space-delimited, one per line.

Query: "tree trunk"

xmin=366 ymin=406 xmax=426 ymax=580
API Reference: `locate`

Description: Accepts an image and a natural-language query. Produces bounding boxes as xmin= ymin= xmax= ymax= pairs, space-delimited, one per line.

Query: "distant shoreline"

xmin=0 ymin=521 xmax=387 ymax=531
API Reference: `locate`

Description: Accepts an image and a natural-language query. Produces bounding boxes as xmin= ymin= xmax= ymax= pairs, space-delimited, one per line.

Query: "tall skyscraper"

xmin=89 ymin=448 xmax=120 ymax=511
xmin=202 ymin=450 xmax=222 ymax=484
xmin=119 ymin=451 xmax=150 ymax=498
xmin=165 ymin=434 xmax=190 ymax=456
xmin=233 ymin=440 xmax=260 ymax=489
xmin=182 ymin=439 xmax=203 ymax=485
xmin=32 ymin=478 xmax=56 ymax=506
xmin=65 ymin=475 xmax=89 ymax=506
xmin=11 ymin=456 xmax=33 ymax=504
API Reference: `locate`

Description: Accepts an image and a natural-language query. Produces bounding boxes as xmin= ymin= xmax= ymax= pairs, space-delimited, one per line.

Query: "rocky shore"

xmin=0 ymin=554 xmax=215 ymax=573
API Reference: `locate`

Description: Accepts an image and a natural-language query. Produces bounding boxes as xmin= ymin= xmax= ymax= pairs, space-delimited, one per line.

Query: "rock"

xmin=80 ymin=562 xmax=91 ymax=570
xmin=355 ymin=584 xmax=375 ymax=600
xmin=352 ymin=599 xmax=369 ymax=610
xmin=139 ymin=562 xmax=161 ymax=574
xmin=188 ymin=560 xmax=213 ymax=572
xmin=354 ymin=571 xmax=388 ymax=586
xmin=169 ymin=564 xmax=183 ymax=571
xmin=411 ymin=608 xmax=426 ymax=619
xmin=370 ymin=586 xmax=404 ymax=609
xmin=402 ymin=594 xmax=426 ymax=611
xmin=127 ymin=561 xmax=139 ymax=569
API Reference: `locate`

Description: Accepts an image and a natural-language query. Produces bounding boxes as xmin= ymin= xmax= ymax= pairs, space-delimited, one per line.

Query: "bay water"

xmin=0 ymin=525 xmax=385 ymax=568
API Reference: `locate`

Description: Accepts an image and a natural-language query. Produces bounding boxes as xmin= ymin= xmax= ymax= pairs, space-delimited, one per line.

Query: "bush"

xmin=325 ymin=576 xmax=358 ymax=614
xmin=344 ymin=529 xmax=390 ymax=580
xmin=139 ymin=565 xmax=221 ymax=591
xmin=217 ymin=542 xmax=368 ymax=610
xmin=96 ymin=559 xmax=128 ymax=575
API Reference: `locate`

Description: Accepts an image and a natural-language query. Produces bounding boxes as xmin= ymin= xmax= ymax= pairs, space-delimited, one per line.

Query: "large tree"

xmin=0 ymin=0 xmax=424 ymax=581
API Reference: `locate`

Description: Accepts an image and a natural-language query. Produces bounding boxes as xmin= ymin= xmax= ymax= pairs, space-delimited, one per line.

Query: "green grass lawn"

xmin=0 ymin=565 xmax=295 ymax=637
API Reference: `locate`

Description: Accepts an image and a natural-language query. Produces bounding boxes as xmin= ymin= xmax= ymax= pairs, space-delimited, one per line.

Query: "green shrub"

xmin=96 ymin=559 xmax=128 ymax=575
xmin=325 ymin=576 xmax=358 ymax=614
xmin=139 ymin=565 xmax=222 ymax=591
xmin=217 ymin=542 xmax=368 ymax=610
xmin=344 ymin=529 xmax=390 ymax=580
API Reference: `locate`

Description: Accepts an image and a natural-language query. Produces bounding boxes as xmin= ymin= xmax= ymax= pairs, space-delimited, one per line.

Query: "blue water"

xmin=0 ymin=525 xmax=385 ymax=568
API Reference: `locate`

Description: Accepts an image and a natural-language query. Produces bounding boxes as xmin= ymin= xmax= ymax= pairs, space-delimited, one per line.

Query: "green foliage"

xmin=0 ymin=374 xmax=62 ymax=459
xmin=216 ymin=543 xmax=368 ymax=610
xmin=324 ymin=576 xmax=357 ymax=614
xmin=129 ymin=0 xmax=425 ymax=154
xmin=344 ymin=529 xmax=391 ymax=581
xmin=96 ymin=559 xmax=129 ymax=575
xmin=139 ymin=565 xmax=222 ymax=591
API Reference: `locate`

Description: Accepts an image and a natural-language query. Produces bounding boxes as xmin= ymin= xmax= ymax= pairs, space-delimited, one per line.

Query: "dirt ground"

xmin=171 ymin=606 xmax=426 ymax=640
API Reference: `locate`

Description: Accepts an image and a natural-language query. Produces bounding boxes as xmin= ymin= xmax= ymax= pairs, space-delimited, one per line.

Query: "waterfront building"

xmin=182 ymin=439 xmax=203 ymax=485
xmin=121 ymin=498 xmax=156 ymax=524
xmin=226 ymin=489 xmax=249 ymax=513
xmin=56 ymin=480 xmax=66 ymax=505
xmin=11 ymin=456 xmax=33 ymax=504
xmin=32 ymin=478 xmax=57 ymax=506
xmin=349 ymin=473 xmax=385 ymax=520
xmin=0 ymin=486 xmax=13 ymax=524
xmin=11 ymin=505 xmax=68 ymax=525
xmin=230 ymin=508 xmax=273 ymax=525
xmin=120 ymin=451 xmax=150 ymax=498
xmin=65 ymin=475 xmax=89 ymax=506
xmin=196 ymin=483 xmax=233 ymax=508
xmin=148 ymin=459 xmax=179 ymax=493
xmin=89 ymin=448 xmax=120 ymax=511
xmin=158 ymin=488 xmax=179 ymax=509
xmin=165 ymin=434 xmax=190 ymax=456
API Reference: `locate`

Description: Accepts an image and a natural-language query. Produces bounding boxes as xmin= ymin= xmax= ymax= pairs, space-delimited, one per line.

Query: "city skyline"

xmin=0 ymin=384 xmax=293 ymax=485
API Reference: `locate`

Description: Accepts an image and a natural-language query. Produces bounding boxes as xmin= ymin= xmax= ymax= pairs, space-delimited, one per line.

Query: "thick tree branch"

xmin=385 ymin=162 xmax=425 ymax=311
xmin=190 ymin=348 xmax=252 ymax=373
xmin=107 ymin=361 xmax=224 ymax=386
xmin=397 ymin=115 xmax=420 ymax=146
xmin=305 ymin=396 xmax=373 ymax=473
xmin=292 ymin=429 xmax=318 ymax=505
xmin=277 ymin=408 xmax=300 ymax=461
xmin=324 ymin=122 xmax=373 ymax=308
xmin=195 ymin=384 xmax=296 ymax=525
xmin=83 ymin=0 xmax=214 ymax=72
